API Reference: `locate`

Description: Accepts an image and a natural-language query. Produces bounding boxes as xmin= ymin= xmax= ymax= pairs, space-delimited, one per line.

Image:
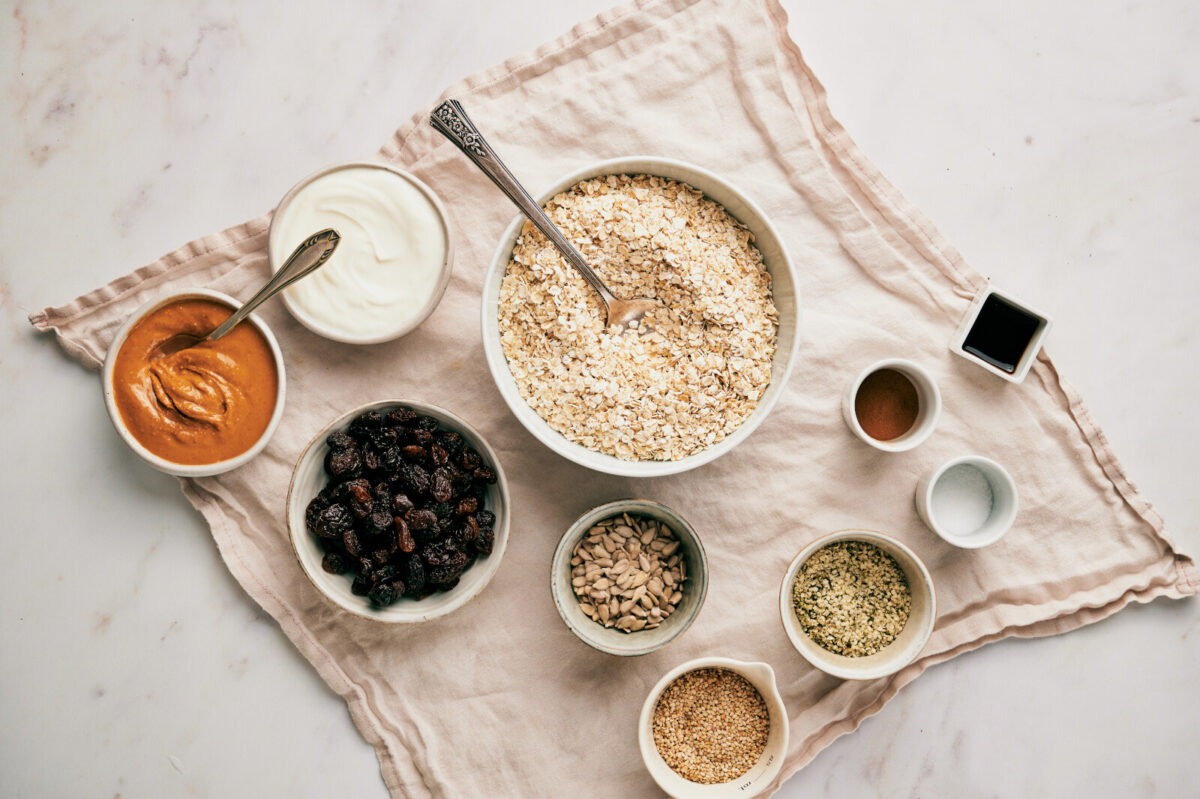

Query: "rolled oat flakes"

xmin=498 ymin=174 xmax=778 ymax=461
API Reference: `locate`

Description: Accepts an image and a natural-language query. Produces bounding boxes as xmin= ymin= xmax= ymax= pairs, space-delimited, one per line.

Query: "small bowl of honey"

xmin=842 ymin=358 xmax=941 ymax=452
xmin=102 ymin=288 xmax=287 ymax=477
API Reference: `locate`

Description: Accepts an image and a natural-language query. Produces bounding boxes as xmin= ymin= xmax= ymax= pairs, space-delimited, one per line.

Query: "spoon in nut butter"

xmin=430 ymin=100 xmax=660 ymax=332
xmin=152 ymin=228 xmax=340 ymax=359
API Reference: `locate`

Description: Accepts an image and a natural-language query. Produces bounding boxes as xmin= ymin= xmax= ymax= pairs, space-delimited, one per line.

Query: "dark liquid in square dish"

xmin=962 ymin=294 xmax=1042 ymax=374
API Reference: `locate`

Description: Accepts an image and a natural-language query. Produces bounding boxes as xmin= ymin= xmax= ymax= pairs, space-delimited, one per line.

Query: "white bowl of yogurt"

xmin=268 ymin=161 xmax=453 ymax=344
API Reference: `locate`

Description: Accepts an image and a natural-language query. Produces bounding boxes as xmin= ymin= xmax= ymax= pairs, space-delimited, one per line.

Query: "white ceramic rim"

xmin=948 ymin=284 xmax=1054 ymax=384
xmin=637 ymin=657 xmax=789 ymax=798
xmin=778 ymin=529 xmax=937 ymax=681
xmin=267 ymin=160 xmax=455 ymax=345
xmin=917 ymin=455 xmax=1019 ymax=548
xmin=549 ymin=498 xmax=709 ymax=657
xmin=842 ymin=358 xmax=942 ymax=452
xmin=101 ymin=288 xmax=287 ymax=478
xmin=481 ymin=155 xmax=803 ymax=477
xmin=285 ymin=399 xmax=510 ymax=624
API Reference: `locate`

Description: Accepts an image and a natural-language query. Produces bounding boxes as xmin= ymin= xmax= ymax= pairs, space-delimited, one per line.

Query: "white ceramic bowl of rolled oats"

xmin=482 ymin=157 xmax=801 ymax=477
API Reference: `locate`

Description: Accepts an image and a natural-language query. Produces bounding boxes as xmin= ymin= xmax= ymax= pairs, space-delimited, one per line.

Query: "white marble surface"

xmin=2 ymin=0 xmax=1197 ymax=796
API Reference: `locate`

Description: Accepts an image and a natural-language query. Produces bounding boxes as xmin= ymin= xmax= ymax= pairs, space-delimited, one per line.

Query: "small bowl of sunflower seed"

xmin=550 ymin=499 xmax=709 ymax=656
xmin=779 ymin=529 xmax=936 ymax=680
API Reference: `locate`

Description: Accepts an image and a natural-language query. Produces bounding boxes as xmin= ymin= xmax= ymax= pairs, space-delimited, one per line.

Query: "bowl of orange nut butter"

xmin=102 ymin=288 xmax=286 ymax=477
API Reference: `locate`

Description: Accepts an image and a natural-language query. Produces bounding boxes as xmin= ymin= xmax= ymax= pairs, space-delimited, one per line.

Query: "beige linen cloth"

xmin=31 ymin=0 xmax=1197 ymax=795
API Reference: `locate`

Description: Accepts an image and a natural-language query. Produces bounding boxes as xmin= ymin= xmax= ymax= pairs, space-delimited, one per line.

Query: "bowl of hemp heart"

xmin=779 ymin=530 xmax=936 ymax=680
xmin=637 ymin=657 xmax=788 ymax=798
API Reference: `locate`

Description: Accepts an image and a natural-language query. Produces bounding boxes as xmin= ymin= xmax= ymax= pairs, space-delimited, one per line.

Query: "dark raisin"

xmin=394 ymin=517 xmax=416 ymax=553
xmin=475 ymin=510 xmax=496 ymax=527
xmin=321 ymin=552 xmax=349 ymax=574
xmin=472 ymin=466 xmax=497 ymax=484
xmin=357 ymin=556 xmax=376 ymax=575
xmin=430 ymin=501 xmax=453 ymax=520
xmin=351 ymin=575 xmax=371 ymax=596
xmin=412 ymin=428 xmax=434 ymax=446
xmin=415 ymin=415 xmax=439 ymax=432
xmin=426 ymin=568 xmax=459 ymax=589
xmin=404 ymin=508 xmax=437 ymax=532
xmin=472 ymin=526 xmax=495 ymax=557
xmin=368 ymin=508 xmax=393 ymax=533
xmin=368 ymin=581 xmax=397 ymax=607
xmin=454 ymin=497 xmax=479 ymax=517
xmin=459 ymin=449 xmax=481 ymax=471
xmin=462 ymin=515 xmax=480 ymax=541
xmin=391 ymin=493 xmax=415 ymax=515
xmin=427 ymin=552 xmax=469 ymax=587
xmin=326 ymin=430 xmax=355 ymax=450
xmin=371 ymin=548 xmax=393 ymax=567
xmin=397 ymin=463 xmax=430 ymax=495
xmin=363 ymin=446 xmax=380 ymax=472
xmin=343 ymin=528 xmax=363 ymax=558
xmin=402 ymin=558 xmax=426 ymax=596
xmin=421 ymin=541 xmax=454 ymax=567
xmin=305 ymin=495 xmax=330 ymax=534
xmin=435 ymin=430 xmax=466 ymax=457
xmin=430 ymin=444 xmax=449 ymax=467
xmin=451 ymin=467 xmax=474 ymax=492
xmin=325 ymin=446 xmax=362 ymax=478
xmin=385 ymin=406 xmax=418 ymax=426
xmin=315 ymin=504 xmax=353 ymax=538
xmin=348 ymin=410 xmax=385 ymax=438
xmin=389 ymin=578 xmax=407 ymax=598
xmin=370 ymin=427 xmax=399 ymax=447
xmin=412 ymin=526 xmax=442 ymax=544
xmin=430 ymin=468 xmax=454 ymax=502
xmin=365 ymin=442 xmax=401 ymax=473
xmin=373 ymin=564 xmax=398 ymax=584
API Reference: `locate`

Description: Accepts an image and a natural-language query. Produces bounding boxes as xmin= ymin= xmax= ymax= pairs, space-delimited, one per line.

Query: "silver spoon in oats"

xmin=430 ymin=99 xmax=659 ymax=331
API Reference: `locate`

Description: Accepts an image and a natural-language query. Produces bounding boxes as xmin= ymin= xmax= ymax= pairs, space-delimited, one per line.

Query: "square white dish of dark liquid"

xmin=950 ymin=286 xmax=1052 ymax=383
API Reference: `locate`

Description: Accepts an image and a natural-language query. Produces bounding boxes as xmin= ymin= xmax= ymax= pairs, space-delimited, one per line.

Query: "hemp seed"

xmin=791 ymin=540 xmax=911 ymax=657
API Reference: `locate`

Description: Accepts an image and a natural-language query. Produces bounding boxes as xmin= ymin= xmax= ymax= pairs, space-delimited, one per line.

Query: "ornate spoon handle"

xmin=429 ymin=100 xmax=615 ymax=303
xmin=208 ymin=229 xmax=340 ymax=342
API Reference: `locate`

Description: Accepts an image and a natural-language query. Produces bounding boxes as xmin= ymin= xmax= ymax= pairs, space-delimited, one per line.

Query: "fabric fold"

xmin=31 ymin=0 xmax=1195 ymax=796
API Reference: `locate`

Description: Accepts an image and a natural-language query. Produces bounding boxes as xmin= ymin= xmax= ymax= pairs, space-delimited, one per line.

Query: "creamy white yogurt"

xmin=270 ymin=164 xmax=449 ymax=343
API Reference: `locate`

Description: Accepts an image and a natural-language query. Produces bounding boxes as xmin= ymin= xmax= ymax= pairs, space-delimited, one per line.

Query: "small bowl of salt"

xmin=915 ymin=455 xmax=1018 ymax=548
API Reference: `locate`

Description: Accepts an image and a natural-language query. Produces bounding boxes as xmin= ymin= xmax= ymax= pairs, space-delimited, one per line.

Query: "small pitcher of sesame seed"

xmin=637 ymin=657 xmax=789 ymax=798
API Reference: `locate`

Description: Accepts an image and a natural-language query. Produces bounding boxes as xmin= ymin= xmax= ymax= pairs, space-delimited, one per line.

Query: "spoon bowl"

xmin=152 ymin=228 xmax=340 ymax=359
xmin=430 ymin=100 xmax=659 ymax=331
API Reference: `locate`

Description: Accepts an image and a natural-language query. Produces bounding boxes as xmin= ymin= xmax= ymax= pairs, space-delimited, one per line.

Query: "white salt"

xmin=930 ymin=464 xmax=994 ymax=536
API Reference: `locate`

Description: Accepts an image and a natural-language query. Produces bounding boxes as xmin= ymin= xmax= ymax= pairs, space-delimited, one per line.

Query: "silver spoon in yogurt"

xmin=152 ymin=228 xmax=340 ymax=358
xmin=430 ymin=100 xmax=659 ymax=331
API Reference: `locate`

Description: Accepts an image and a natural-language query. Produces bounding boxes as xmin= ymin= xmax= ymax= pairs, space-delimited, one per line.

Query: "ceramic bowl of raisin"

xmin=286 ymin=400 xmax=510 ymax=623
